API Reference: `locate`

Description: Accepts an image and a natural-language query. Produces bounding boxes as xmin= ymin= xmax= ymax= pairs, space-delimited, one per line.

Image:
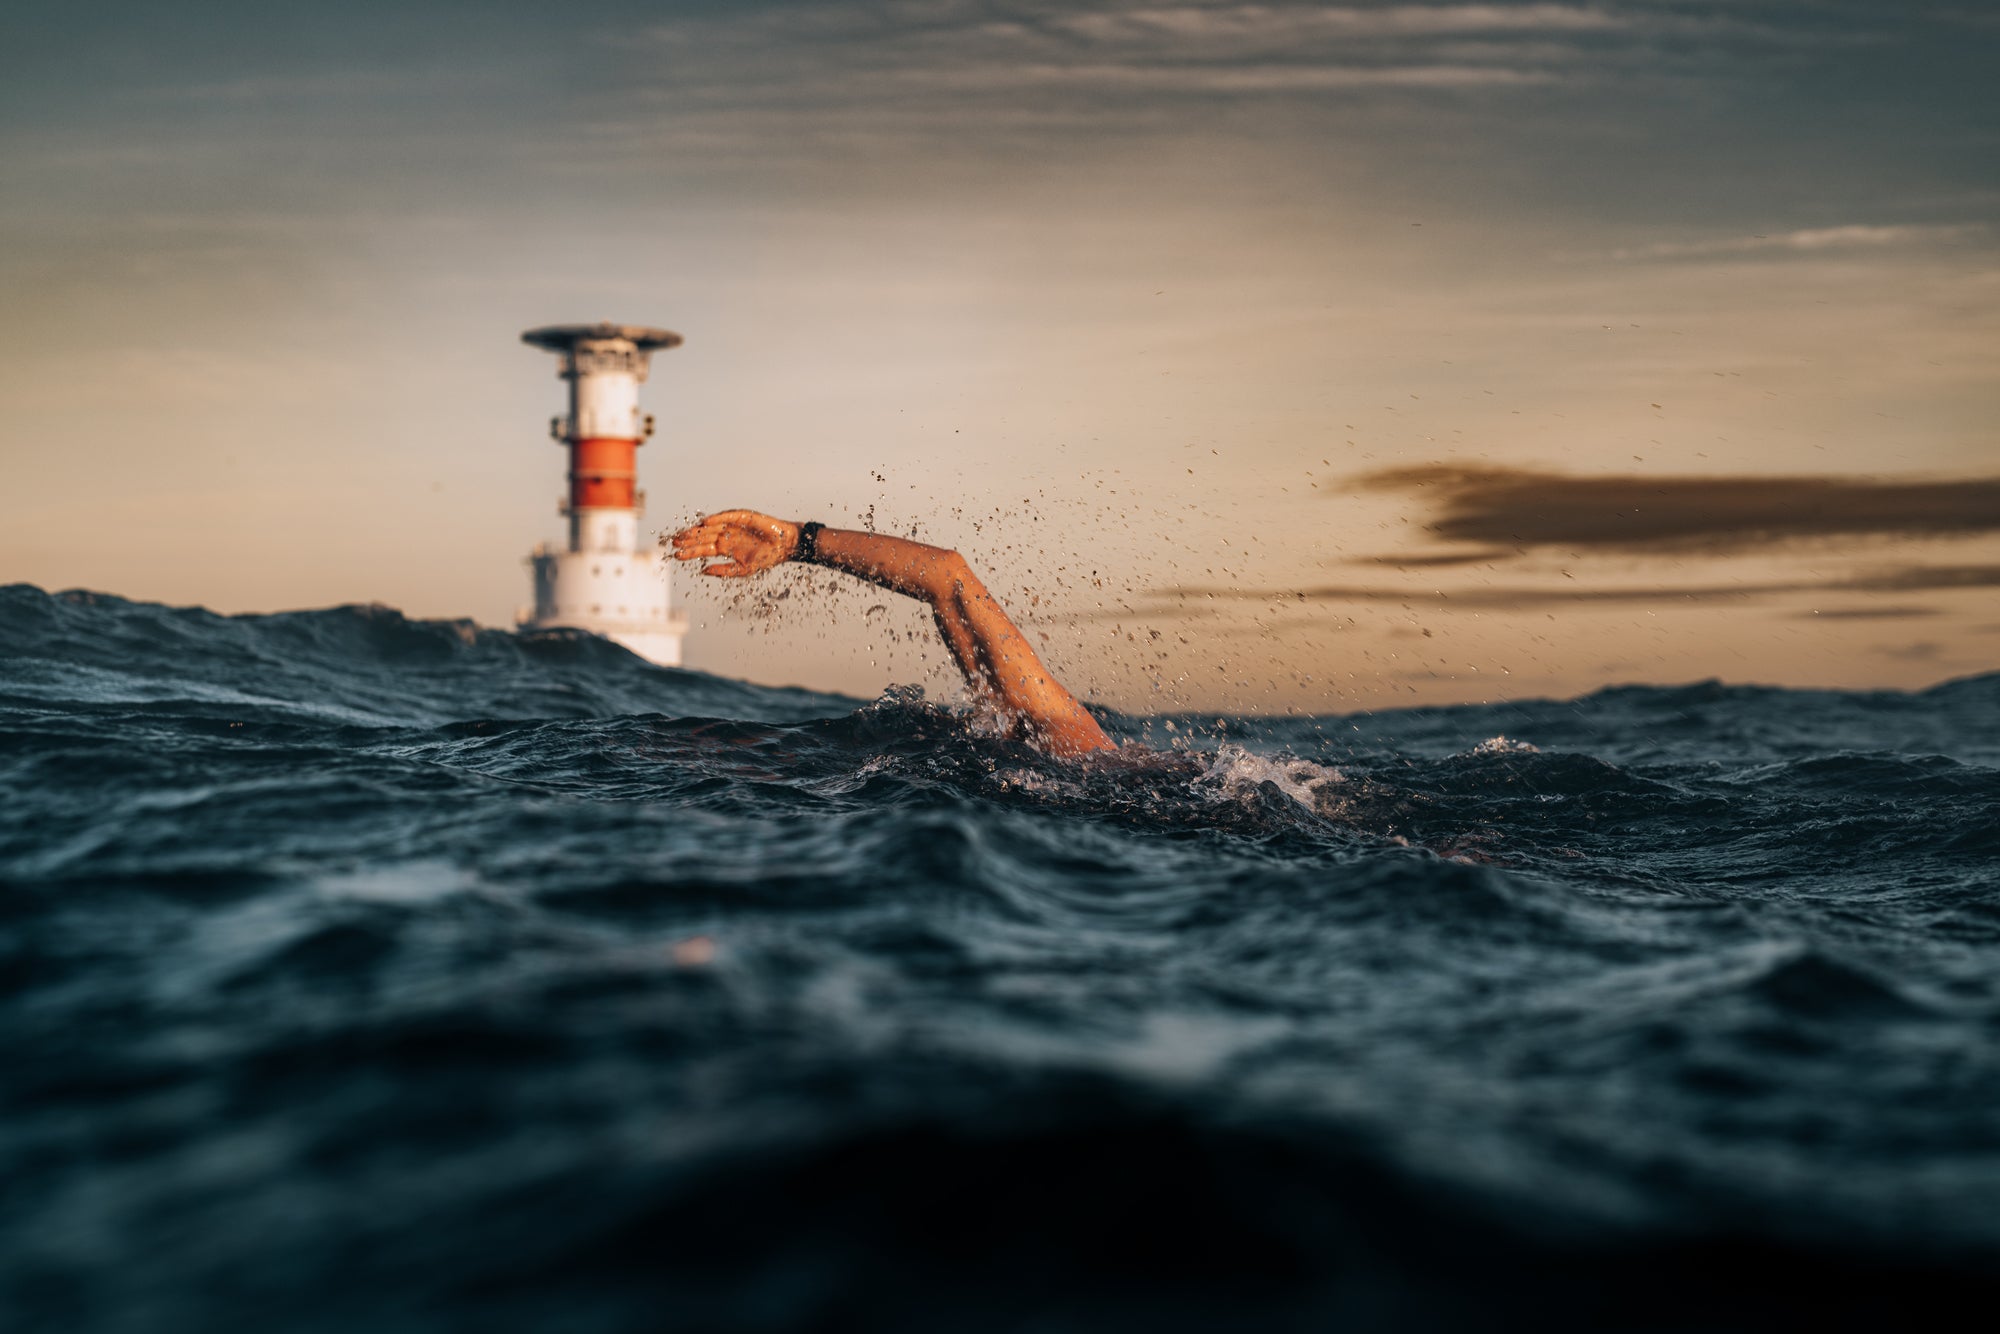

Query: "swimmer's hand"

xmin=669 ymin=511 xmax=801 ymax=578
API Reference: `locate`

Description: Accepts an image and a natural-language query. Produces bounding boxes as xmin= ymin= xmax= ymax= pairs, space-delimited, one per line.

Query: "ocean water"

xmin=4 ymin=583 xmax=1998 ymax=1332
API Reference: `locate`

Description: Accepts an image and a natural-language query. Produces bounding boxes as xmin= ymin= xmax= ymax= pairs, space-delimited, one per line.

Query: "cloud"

xmin=1612 ymin=224 xmax=1984 ymax=261
xmin=892 ymin=61 xmax=1557 ymax=92
xmin=1051 ymin=4 xmax=1629 ymax=46
xmin=1875 ymin=640 xmax=1943 ymax=662
xmin=617 ymin=0 xmax=1832 ymax=130
xmin=1150 ymin=563 xmax=2000 ymax=613
xmin=1842 ymin=564 xmax=2000 ymax=593
xmin=1932 ymin=7 xmax=2000 ymax=30
xmin=168 ymin=70 xmax=438 ymax=104
xmin=1365 ymin=548 xmax=1517 ymax=568
xmin=1355 ymin=465 xmax=2000 ymax=556
xmin=1791 ymin=606 xmax=1938 ymax=621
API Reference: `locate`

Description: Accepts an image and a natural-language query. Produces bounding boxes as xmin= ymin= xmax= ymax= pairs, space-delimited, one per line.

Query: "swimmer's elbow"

xmin=927 ymin=549 xmax=976 ymax=599
xmin=1040 ymin=709 xmax=1116 ymax=757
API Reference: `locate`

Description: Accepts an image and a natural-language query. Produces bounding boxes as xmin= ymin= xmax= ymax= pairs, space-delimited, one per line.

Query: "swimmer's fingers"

xmin=669 ymin=531 xmax=725 ymax=560
xmin=673 ymin=511 xmax=774 ymax=544
xmin=670 ymin=529 xmax=759 ymax=562
xmin=700 ymin=559 xmax=754 ymax=578
xmin=669 ymin=512 xmax=747 ymax=539
xmin=700 ymin=509 xmax=778 ymax=529
xmin=669 ymin=518 xmax=734 ymax=549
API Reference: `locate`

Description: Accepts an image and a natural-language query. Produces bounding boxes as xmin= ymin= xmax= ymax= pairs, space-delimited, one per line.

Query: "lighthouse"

xmin=516 ymin=322 xmax=689 ymax=666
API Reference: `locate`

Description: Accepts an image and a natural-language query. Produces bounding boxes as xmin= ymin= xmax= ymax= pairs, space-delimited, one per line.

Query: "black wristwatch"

xmin=794 ymin=521 xmax=824 ymax=564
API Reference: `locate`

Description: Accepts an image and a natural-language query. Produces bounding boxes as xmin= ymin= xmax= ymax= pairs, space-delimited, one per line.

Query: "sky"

xmin=2 ymin=1 xmax=1995 ymax=712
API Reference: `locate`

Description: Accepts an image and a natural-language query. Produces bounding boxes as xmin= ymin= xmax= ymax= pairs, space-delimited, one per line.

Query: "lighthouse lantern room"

xmin=516 ymin=322 xmax=688 ymax=666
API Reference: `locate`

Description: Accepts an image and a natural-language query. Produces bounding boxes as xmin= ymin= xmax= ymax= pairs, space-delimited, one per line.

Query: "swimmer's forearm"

xmin=799 ymin=527 xmax=973 ymax=605
xmin=793 ymin=527 xmax=998 ymax=700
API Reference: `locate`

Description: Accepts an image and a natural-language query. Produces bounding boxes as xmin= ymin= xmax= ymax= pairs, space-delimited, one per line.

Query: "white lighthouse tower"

xmin=516 ymin=322 xmax=688 ymax=666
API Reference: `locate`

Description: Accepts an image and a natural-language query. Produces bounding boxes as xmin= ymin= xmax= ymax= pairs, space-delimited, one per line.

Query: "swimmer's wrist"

xmin=793 ymin=520 xmax=824 ymax=565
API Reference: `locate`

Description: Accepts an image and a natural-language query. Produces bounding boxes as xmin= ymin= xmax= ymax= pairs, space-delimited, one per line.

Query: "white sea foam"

xmin=1198 ymin=743 xmax=1344 ymax=812
xmin=1469 ymin=735 xmax=1541 ymax=755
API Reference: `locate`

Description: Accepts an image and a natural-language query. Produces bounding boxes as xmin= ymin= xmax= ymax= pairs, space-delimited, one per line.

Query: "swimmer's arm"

xmin=815 ymin=527 xmax=1112 ymax=755
xmin=670 ymin=511 xmax=1112 ymax=756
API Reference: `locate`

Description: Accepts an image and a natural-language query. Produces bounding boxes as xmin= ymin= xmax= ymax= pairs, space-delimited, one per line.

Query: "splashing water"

xmin=1197 ymin=742 xmax=1344 ymax=811
xmin=1468 ymin=734 xmax=1541 ymax=755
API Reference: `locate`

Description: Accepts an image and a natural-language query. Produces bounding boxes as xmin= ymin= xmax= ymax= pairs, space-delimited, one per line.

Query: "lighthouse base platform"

xmin=519 ymin=545 xmax=688 ymax=667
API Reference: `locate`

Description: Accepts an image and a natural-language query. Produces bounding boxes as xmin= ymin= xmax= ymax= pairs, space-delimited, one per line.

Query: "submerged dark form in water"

xmin=3 ymin=584 xmax=1998 ymax=1331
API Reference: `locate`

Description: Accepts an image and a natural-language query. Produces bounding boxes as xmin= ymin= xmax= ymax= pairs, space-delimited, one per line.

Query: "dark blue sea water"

xmin=4 ymin=583 xmax=1998 ymax=1332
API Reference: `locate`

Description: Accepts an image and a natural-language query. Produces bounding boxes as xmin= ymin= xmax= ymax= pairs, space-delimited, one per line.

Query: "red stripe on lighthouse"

xmin=569 ymin=437 xmax=639 ymax=509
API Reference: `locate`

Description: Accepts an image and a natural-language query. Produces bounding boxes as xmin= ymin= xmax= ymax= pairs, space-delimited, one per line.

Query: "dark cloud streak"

xmin=1362 ymin=548 xmax=1515 ymax=568
xmin=1792 ymin=606 xmax=1938 ymax=621
xmin=1357 ymin=465 xmax=2000 ymax=556
xmin=1151 ymin=564 xmax=2000 ymax=614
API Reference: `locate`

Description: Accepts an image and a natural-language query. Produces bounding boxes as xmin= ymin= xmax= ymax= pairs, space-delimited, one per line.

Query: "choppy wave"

xmin=3 ymin=583 xmax=1999 ymax=1331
